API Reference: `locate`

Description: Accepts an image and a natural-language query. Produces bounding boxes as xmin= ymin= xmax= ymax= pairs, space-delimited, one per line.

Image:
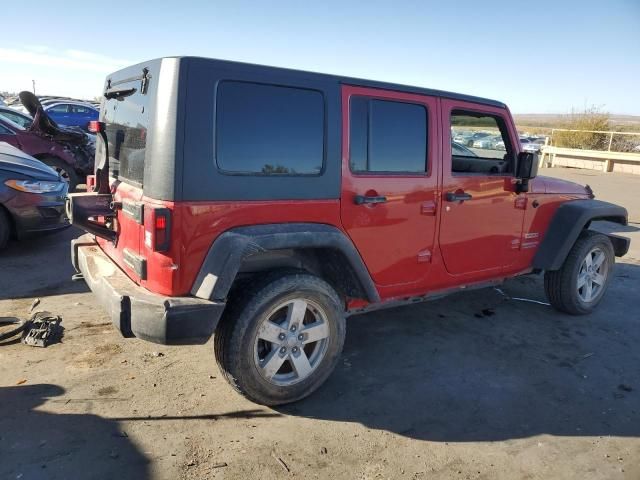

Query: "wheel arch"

xmin=533 ymin=199 xmax=629 ymax=271
xmin=191 ymin=223 xmax=380 ymax=305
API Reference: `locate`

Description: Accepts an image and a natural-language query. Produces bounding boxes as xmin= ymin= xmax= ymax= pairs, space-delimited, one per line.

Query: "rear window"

xmin=215 ymin=81 xmax=324 ymax=175
xmin=102 ymin=89 xmax=150 ymax=186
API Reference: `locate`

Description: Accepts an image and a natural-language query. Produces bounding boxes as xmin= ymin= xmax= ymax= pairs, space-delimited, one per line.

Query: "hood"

xmin=0 ymin=142 xmax=60 ymax=181
xmin=19 ymin=91 xmax=88 ymax=145
xmin=534 ymin=175 xmax=591 ymax=196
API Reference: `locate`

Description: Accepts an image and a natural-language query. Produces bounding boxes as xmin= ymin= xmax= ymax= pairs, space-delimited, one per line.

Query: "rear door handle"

xmin=445 ymin=192 xmax=473 ymax=202
xmin=354 ymin=195 xmax=387 ymax=205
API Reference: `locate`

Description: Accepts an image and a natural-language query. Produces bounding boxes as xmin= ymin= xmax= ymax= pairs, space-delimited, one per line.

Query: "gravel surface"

xmin=1 ymin=167 xmax=638 ymax=480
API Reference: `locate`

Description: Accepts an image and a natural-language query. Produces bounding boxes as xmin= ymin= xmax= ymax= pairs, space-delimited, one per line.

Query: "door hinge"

xmin=417 ymin=249 xmax=432 ymax=263
xmin=421 ymin=200 xmax=437 ymax=216
xmin=514 ymin=197 xmax=528 ymax=210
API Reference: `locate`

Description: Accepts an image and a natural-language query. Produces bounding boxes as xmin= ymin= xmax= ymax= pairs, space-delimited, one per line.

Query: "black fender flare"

xmin=532 ymin=199 xmax=629 ymax=271
xmin=191 ymin=223 xmax=380 ymax=303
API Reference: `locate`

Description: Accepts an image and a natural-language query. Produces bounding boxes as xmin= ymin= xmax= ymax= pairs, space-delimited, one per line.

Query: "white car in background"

xmin=473 ymin=135 xmax=502 ymax=149
xmin=521 ymin=137 xmax=546 ymax=153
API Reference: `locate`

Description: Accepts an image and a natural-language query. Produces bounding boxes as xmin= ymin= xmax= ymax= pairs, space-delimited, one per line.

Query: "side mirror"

xmin=516 ymin=152 xmax=539 ymax=180
xmin=515 ymin=152 xmax=539 ymax=193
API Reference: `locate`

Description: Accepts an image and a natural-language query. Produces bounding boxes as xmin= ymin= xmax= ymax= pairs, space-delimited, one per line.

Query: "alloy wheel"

xmin=253 ymin=298 xmax=330 ymax=386
xmin=577 ymin=247 xmax=609 ymax=303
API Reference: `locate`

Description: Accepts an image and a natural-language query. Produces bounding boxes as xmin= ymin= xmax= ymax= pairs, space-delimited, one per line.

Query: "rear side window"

xmin=48 ymin=104 xmax=69 ymax=113
xmin=350 ymin=97 xmax=427 ymax=173
xmin=216 ymin=82 xmax=324 ymax=175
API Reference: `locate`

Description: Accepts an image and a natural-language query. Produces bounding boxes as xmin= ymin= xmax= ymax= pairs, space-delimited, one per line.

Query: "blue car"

xmin=44 ymin=101 xmax=99 ymax=131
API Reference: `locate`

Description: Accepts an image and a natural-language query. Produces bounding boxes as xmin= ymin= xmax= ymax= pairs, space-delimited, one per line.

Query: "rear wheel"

xmin=215 ymin=271 xmax=346 ymax=405
xmin=544 ymin=230 xmax=614 ymax=315
xmin=42 ymin=157 xmax=79 ymax=192
xmin=0 ymin=208 xmax=10 ymax=250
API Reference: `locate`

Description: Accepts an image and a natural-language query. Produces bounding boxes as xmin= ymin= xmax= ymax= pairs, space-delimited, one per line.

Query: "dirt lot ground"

xmin=1 ymin=167 xmax=638 ymax=480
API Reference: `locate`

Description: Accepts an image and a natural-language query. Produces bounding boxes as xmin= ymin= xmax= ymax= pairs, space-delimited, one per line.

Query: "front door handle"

xmin=445 ymin=191 xmax=473 ymax=202
xmin=354 ymin=195 xmax=387 ymax=205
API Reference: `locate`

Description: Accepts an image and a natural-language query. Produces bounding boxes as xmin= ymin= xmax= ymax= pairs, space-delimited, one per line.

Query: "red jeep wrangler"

xmin=67 ymin=57 xmax=630 ymax=405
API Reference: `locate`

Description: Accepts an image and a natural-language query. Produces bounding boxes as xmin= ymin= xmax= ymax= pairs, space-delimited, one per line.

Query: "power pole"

xmin=32 ymin=80 xmax=36 ymax=94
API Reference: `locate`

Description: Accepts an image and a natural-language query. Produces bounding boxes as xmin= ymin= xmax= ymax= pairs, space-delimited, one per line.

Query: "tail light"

xmin=86 ymin=174 xmax=96 ymax=192
xmin=88 ymin=121 xmax=105 ymax=133
xmin=144 ymin=207 xmax=171 ymax=252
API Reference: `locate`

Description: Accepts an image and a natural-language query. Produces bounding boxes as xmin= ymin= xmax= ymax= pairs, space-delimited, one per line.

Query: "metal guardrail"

xmin=536 ymin=128 xmax=640 ymax=175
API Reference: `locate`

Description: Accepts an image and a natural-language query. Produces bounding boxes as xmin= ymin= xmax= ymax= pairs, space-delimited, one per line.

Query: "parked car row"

xmin=452 ymin=129 xmax=547 ymax=153
xmin=4 ymin=95 xmax=99 ymax=132
xmin=0 ymin=92 xmax=95 ymax=192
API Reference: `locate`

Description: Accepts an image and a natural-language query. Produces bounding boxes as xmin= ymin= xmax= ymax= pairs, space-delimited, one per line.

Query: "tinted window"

xmin=350 ymin=97 xmax=427 ymax=173
xmin=0 ymin=123 xmax=13 ymax=134
xmin=72 ymin=105 xmax=90 ymax=113
xmin=450 ymin=110 xmax=513 ymax=175
xmin=216 ymin=82 xmax=324 ymax=175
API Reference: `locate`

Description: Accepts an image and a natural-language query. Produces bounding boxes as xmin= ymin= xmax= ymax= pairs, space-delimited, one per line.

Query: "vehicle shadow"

xmin=280 ymin=263 xmax=640 ymax=442
xmin=0 ymin=227 xmax=88 ymax=301
xmin=0 ymin=384 xmax=150 ymax=480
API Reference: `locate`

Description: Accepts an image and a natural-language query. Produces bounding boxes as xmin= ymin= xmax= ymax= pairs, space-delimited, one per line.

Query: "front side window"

xmin=450 ymin=110 xmax=513 ymax=175
xmin=216 ymin=82 xmax=324 ymax=175
xmin=350 ymin=97 xmax=427 ymax=173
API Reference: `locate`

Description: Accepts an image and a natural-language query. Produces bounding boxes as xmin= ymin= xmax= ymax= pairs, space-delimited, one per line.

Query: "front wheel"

xmin=214 ymin=272 xmax=346 ymax=405
xmin=42 ymin=157 xmax=80 ymax=193
xmin=544 ymin=230 xmax=615 ymax=315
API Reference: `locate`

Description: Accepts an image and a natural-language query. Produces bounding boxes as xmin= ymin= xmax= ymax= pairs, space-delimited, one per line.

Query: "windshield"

xmin=0 ymin=110 xmax=31 ymax=129
xmin=0 ymin=115 xmax=25 ymax=131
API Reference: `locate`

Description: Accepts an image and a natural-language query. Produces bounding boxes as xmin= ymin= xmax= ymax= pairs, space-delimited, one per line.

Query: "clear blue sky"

xmin=2 ymin=0 xmax=639 ymax=114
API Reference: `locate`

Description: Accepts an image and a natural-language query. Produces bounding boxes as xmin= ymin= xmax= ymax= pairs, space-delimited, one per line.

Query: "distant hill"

xmin=514 ymin=113 xmax=640 ymax=132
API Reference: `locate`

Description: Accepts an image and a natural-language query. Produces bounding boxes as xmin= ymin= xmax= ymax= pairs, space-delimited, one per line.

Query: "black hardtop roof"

xmin=109 ymin=56 xmax=506 ymax=109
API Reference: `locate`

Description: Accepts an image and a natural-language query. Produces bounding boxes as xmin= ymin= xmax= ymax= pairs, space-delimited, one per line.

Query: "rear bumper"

xmin=71 ymin=234 xmax=224 ymax=345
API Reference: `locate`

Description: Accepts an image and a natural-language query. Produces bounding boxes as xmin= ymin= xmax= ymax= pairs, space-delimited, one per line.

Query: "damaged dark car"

xmin=0 ymin=92 xmax=95 ymax=192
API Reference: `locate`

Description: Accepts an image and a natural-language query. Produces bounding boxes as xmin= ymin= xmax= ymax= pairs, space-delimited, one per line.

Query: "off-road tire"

xmin=0 ymin=207 xmax=11 ymax=250
xmin=214 ymin=271 xmax=346 ymax=406
xmin=544 ymin=230 xmax=614 ymax=315
xmin=42 ymin=157 xmax=80 ymax=192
